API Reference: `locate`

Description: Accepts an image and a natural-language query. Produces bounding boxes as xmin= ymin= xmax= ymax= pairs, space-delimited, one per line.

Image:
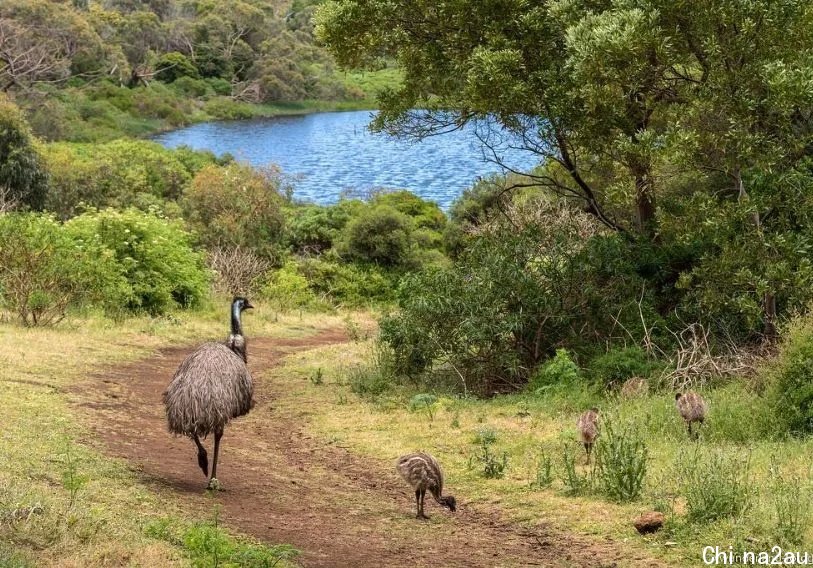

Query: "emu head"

xmin=441 ymin=495 xmax=457 ymax=512
xmin=232 ymin=297 xmax=254 ymax=312
xmin=675 ymin=393 xmax=683 ymax=401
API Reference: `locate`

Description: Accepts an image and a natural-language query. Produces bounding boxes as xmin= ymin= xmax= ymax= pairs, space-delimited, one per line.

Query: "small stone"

xmin=633 ymin=511 xmax=665 ymax=535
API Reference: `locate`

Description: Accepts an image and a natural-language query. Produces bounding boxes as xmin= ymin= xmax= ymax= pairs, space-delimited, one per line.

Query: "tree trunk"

xmin=630 ymin=159 xmax=656 ymax=238
xmin=736 ymin=167 xmax=776 ymax=341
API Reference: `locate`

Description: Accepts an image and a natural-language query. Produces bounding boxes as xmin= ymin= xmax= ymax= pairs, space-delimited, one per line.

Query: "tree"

xmin=0 ymin=93 xmax=47 ymax=210
xmin=316 ymin=0 xmax=813 ymax=339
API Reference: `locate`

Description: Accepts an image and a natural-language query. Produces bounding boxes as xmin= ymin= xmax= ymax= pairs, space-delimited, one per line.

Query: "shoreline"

xmin=140 ymin=98 xmax=379 ymax=140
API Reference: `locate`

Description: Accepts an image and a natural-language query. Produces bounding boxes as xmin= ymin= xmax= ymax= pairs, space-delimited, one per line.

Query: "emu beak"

xmin=244 ymin=301 xmax=254 ymax=310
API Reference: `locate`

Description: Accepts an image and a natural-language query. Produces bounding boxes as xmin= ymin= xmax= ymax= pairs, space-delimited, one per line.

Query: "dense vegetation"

xmin=316 ymin=0 xmax=813 ymax=393
xmin=1 ymin=0 xmax=395 ymax=142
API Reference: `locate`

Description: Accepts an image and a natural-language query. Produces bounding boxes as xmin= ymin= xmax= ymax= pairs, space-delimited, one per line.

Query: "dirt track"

xmin=75 ymin=328 xmax=658 ymax=568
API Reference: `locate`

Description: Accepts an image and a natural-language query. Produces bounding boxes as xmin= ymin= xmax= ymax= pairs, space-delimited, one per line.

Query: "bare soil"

xmin=74 ymin=329 xmax=662 ymax=568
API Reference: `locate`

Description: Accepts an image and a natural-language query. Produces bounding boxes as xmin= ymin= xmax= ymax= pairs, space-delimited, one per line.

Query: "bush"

xmin=588 ymin=346 xmax=659 ymax=388
xmin=768 ymin=316 xmax=813 ymax=435
xmin=676 ymin=448 xmax=751 ymax=524
xmin=183 ymin=163 xmax=286 ymax=259
xmin=43 ymin=140 xmax=207 ymax=219
xmin=528 ymin=349 xmax=583 ymax=392
xmin=154 ymin=52 xmax=200 ymax=83
xmin=66 ymin=209 xmax=209 ymax=314
xmin=0 ymin=94 xmax=48 ymax=209
xmin=379 ymin=206 xmax=653 ymax=395
xmin=295 ymin=258 xmax=395 ymax=306
xmin=339 ymin=205 xmax=414 ymax=267
xmin=468 ymin=440 xmax=507 ymax=479
xmin=0 ymin=214 xmax=124 ymax=325
xmin=259 ymin=262 xmax=324 ymax=310
xmin=594 ymin=418 xmax=648 ymax=502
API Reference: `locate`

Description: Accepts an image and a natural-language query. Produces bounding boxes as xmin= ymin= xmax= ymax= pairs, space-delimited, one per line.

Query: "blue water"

xmin=153 ymin=111 xmax=539 ymax=208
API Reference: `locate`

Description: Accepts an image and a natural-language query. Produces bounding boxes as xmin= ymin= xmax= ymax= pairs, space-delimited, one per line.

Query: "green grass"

xmin=273 ymin=338 xmax=813 ymax=567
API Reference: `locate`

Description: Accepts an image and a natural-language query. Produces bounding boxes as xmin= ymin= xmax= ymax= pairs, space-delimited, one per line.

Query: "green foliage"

xmin=259 ymin=263 xmax=324 ymax=311
xmin=339 ymin=205 xmax=414 ymax=267
xmin=408 ymin=393 xmax=438 ymax=421
xmin=154 ymin=52 xmax=200 ymax=83
xmin=472 ymin=426 xmax=498 ymax=446
xmin=347 ymin=346 xmax=398 ymax=397
xmin=0 ymin=213 xmax=122 ymax=325
xmin=588 ymin=347 xmax=658 ymax=388
xmin=530 ymin=449 xmax=554 ymax=489
xmin=294 ymin=257 xmax=396 ymax=307
xmin=380 ymin=206 xmax=653 ymax=395
xmin=66 ymin=208 xmax=208 ymax=314
xmin=529 ymin=349 xmax=583 ymax=392
xmin=468 ymin=440 xmax=507 ymax=479
xmin=560 ymin=443 xmax=591 ymax=496
xmin=43 ymin=140 xmax=210 ymax=219
xmin=768 ymin=316 xmax=813 ymax=435
xmin=145 ymin=512 xmax=298 ymax=568
xmin=676 ymin=448 xmax=751 ymax=524
xmin=594 ymin=418 xmax=648 ymax=502
xmin=772 ymin=473 xmax=812 ymax=547
xmin=183 ymin=163 xmax=287 ymax=259
xmin=0 ymin=94 xmax=48 ymax=209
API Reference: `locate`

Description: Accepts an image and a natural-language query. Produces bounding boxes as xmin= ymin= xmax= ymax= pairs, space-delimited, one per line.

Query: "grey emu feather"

xmin=163 ymin=342 xmax=253 ymax=438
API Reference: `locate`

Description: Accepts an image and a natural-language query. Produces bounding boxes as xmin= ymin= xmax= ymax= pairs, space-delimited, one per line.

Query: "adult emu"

xmin=164 ymin=297 xmax=254 ymax=489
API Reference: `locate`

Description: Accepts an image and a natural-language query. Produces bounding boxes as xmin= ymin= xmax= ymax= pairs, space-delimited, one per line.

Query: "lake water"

xmin=153 ymin=110 xmax=539 ymax=209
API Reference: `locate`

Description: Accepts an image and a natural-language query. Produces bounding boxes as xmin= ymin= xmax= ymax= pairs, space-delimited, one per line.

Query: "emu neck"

xmin=228 ymin=304 xmax=247 ymax=362
xmin=231 ymin=303 xmax=243 ymax=336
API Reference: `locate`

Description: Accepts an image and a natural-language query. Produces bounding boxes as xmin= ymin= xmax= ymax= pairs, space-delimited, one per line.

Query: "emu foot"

xmin=207 ymin=478 xmax=221 ymax=491
xmin=416 ymin=513 xmax=430 ymax=520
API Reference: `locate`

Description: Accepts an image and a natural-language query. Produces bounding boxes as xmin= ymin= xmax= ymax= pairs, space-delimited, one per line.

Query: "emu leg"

xmin=419 ymin=489 xmax=429 ymax=520
xmin=208 ymin=429 xmax=223 ymax=489
xmin=584 ymin=442 xmax=592 ymax=464
xmin=193 ymin=434 xmax=208 ymax=477
xmin=414 ymin=489 xmax=421 ymax=518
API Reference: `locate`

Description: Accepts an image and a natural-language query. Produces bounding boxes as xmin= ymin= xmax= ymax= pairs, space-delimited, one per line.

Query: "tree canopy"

xmin=316 ymin=0 xmax=813 ymax=338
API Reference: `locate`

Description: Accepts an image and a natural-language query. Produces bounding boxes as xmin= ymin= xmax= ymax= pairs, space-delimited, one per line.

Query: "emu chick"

xmin=577 ymin=408 xmax=600 ymax=460
xmin=396 ymin=452 xmax=456 ymax=520
xmin=675 ymin=391 xmax=707 ymax=438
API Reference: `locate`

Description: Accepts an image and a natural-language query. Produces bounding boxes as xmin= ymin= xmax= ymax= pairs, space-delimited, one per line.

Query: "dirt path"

xmin=75 ymin=328 xmax=656 ymax=568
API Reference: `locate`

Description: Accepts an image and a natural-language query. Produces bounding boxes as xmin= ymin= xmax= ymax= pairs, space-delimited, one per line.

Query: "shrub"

xmin=183 ymin=163 xmax=286 ymax=259
xmin=371 ymin=190 xmax=446 ymax=232
xmin=408 ymin=393 xmax=438 ymax=421
xmin=0 ymin=94 xmax=48 ymax=209
xmin=594 ymin=418 xmax=648 ymax=502
xmin=560 ymin=443 xmax=591 ymax=496
xmin=66 ymin=209 xmax=209 ymax=314
xmin=528 ymin=349 xmax=583 ymax=392
xmin=295 ymin=258 xmax=395 ymax=306
xmin=768 ymin=316 xmax=813 ymax=435
xmin=284 ymin=202 xmax=355 ymax=254
xmin=207 ymin=246 xmax=271 ymax=296
xmin=347 ymin=346 xmax=398 ymax=396
xmin=154 ymin=52 xmax=200 ymax=83
xmin=43 ymin=140 xmax=205 ymax=219
xmin=0 ymin=213 xmax=124 ymax=325
xmin=676 ymin=448 xmax=751 ymax=524
xmin=588 ymin=346 xmax=659 ymax=388
xmin=379 ymin=207 xmax=653 ymax=395
xmin=339 ymin=205 xmax=414 ymax=267
xmin=530 ymin=449 xmax=554 ymax=489
xmin=259 ymin=262 xmax=324 ymax=310
xmin=468 ymin=440 xmax=507 ymax=479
